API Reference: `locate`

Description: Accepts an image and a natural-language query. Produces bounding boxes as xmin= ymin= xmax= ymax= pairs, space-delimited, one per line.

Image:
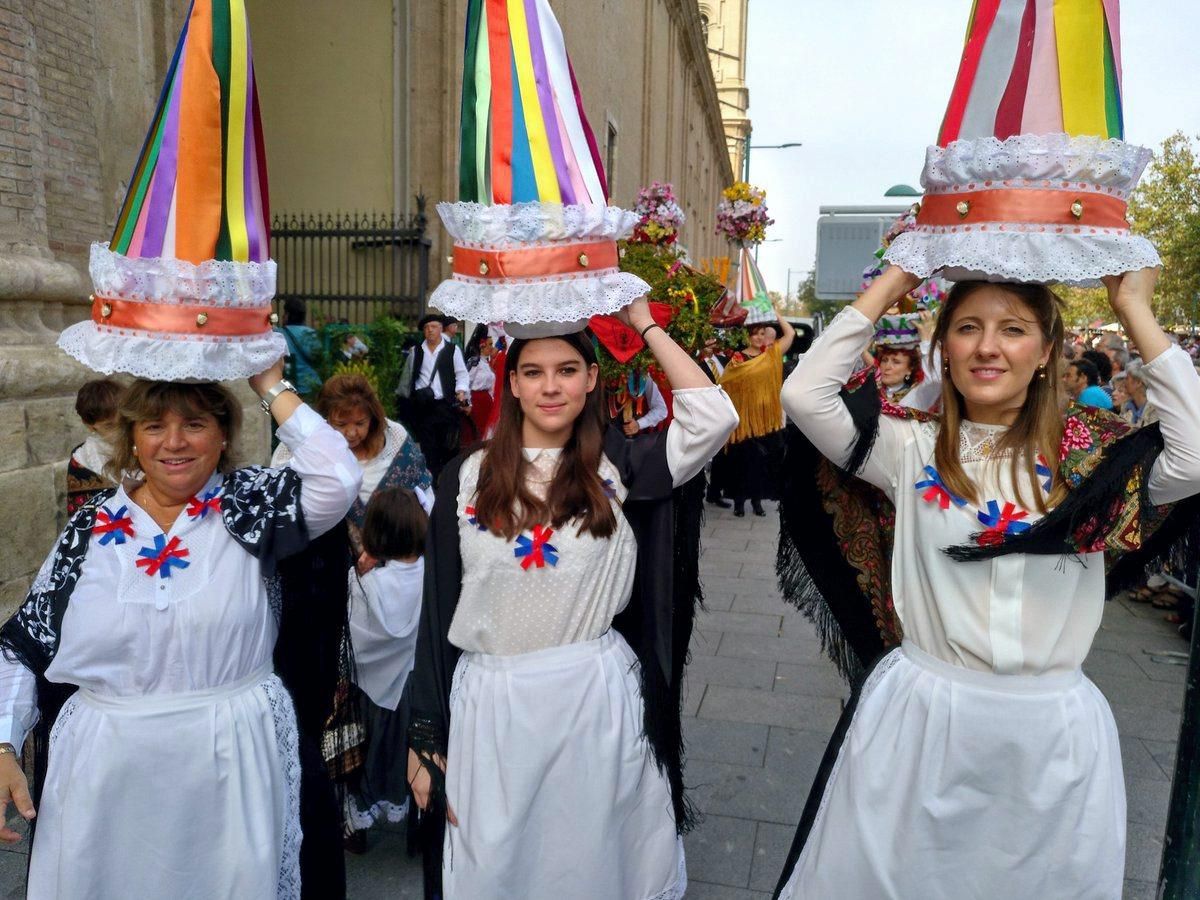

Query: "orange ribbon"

xmin=917 ymin=188 xmax=1128 ymax=229
xmin=453 ymin=240 xmax=619 ymax=280
xmin=91 ymin=295 xmax=274 ymax=337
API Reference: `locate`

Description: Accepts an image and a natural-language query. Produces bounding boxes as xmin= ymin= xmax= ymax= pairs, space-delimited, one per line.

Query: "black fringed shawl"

xmin=0 ymin=467 xmax=353 ymax=893
xmin=778 ymin=372 xmax=1200 ymax=683
xmin=408 ymin=426 xmax=706 ymax=896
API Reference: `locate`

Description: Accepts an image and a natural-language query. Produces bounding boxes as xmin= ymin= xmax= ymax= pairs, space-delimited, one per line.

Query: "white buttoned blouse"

xmin=446 ymin=386 xmax=738 ymax=657
xmin=782 ymin=306 xmax=1200 ymax=676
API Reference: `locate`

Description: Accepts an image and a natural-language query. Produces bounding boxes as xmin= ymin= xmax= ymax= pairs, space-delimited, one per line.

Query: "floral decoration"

xmin=631 ymin=181 xmax=686 ymax=246
xmin=716 ymin=182 xmax=774 ymax=245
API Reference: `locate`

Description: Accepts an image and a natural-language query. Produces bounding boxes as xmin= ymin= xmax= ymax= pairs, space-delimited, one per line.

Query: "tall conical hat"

xmin=733 ymin=248 xmax=777 ymax=326
xmin=427 ymin=0 xmax=650 ymax=339
xmin=58 ymin=0 xmax=281 ymax=381
xmin=884 ymin=0 xmax=1159 ymax=285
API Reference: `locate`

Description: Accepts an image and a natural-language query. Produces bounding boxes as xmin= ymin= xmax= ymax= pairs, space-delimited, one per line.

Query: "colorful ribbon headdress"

xmin=884 ymin=0 xmax=1159 ymax=285
xmin=58 ymin=0 xmax=282 ymax=381
xmin=428 ymin=0 xmax=650 ymax=338
xmin=733 ymin=248 xmax=776 ymax=326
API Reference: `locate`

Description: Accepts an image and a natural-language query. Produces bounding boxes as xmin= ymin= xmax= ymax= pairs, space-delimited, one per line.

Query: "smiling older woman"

xmin=0 ymin=360 xmax=361 ymax=899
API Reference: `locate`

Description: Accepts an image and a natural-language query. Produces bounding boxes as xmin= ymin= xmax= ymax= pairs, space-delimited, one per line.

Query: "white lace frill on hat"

xmin=429 ymin=201 xmax=650 ymax=336
xmin=884 ymin=133 xmax=1161 ymax=285
xmin=58 ymin=243 xmax=285 ymax=382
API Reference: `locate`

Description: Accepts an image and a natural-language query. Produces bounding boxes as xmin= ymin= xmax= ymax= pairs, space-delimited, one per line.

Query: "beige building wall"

xmin=247 ymin=0 xmax=400 ymax=215
xmin=699 ymin=0 xmax=751 ymax=179
xmin=251 ymin=0 xmax=734 ymax=284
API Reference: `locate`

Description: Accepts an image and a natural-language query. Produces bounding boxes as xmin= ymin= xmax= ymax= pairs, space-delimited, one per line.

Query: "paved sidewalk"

xmin=0 ymin=503 xmax=1189 ymax=898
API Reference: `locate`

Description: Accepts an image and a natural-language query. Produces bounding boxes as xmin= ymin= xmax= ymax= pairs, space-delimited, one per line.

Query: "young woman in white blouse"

xmin=773 ymin=265 xmax=1200 ymax=900
xmin=406 ymin=297 xmax=738 ymax=900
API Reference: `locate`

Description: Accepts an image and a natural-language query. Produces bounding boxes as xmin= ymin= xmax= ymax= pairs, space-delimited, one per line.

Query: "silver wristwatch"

xmin=259 ymin=378 xmax=298 ymax=413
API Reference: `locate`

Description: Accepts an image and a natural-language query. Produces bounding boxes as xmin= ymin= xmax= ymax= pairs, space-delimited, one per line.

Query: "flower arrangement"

xmin=631 ymin=181 xmax=686 ymax=245
xmin=716 ymin=182 xmax=774 ymax=245
xmin=594 ymin=241 xmax=734 ymax=391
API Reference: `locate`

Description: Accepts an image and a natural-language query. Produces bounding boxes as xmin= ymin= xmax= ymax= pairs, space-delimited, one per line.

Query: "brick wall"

xmin=31 ymin=0 xmax=103 ymax=269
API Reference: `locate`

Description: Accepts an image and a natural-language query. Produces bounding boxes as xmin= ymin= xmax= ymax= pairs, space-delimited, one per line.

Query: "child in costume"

xmin=343 ymin=487 xmax=426 ymax=841
xmin=66 ymin=378 xmax=122 ymax=514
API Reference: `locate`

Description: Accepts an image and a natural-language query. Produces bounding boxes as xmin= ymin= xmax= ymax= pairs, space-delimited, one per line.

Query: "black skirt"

xmin=723 ymin=430 xmax=784 ymax=502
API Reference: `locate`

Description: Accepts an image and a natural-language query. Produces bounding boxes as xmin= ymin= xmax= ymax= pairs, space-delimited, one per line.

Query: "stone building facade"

xmin=0 ymin=0 xmax=732 ymax=614
xmin=699 ymin=0 xmax=751 ymax=178
xmin=249 ymin=0 xmax=734 ymax=282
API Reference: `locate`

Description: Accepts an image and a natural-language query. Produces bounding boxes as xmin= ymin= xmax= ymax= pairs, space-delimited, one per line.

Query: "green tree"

xmin=1127 ymin=132 xmax=1200 ymax=329
xmin=1055 ymin=285 xmax=1111 ymax=330
xmin=794 ymin=267 xmax=845 ymax=323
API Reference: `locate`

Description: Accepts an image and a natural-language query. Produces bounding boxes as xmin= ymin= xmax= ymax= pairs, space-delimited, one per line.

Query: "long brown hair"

xmin=930 ymin=281 xmax=1066 ymax=513
xmin=315 ymin=373 xmax=387 ymax=458
xmin=473 ymin=333 xmax=616 ymax=540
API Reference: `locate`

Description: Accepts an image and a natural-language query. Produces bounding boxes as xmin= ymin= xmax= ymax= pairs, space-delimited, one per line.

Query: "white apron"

xmin=443 ymin=630 xmax=686 ymax=900
xmin=778 ymin=642 xmax=1125 ymax=900
xmin=28 ymin=666 xmax=302 ymax=900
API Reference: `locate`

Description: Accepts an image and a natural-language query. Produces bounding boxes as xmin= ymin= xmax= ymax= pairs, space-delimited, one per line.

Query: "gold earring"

xmin=132 ymin=445 xmax=137 ymax=454
xmin=1037 ymin=363 xmax=1047 ymax=381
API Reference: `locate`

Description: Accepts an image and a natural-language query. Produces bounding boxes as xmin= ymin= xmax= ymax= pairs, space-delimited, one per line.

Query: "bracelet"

xmin=0 ymin=744 xmax=16 ymax=758
xmin=258 ymin=378 xmax=298 ymax=414
xmin=639 ymin=322 xmax=661 ymax=340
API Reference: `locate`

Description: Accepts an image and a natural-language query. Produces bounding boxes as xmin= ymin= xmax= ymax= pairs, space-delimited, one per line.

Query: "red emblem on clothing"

xmin=514 ymin=525 xmax=559 ymax=570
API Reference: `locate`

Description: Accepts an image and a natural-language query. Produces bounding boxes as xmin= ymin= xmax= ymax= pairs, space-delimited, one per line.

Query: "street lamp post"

xmin=743 ymin=141 xmax=802 ymax=183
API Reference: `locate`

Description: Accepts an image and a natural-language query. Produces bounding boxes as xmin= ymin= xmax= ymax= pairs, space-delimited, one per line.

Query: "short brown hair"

xmin=108 ymin=380 xmax=242 ymax=481
xmin=315 ymin=373 xmax=387 ymax=458
xmin=361 ymin=487 xmax=427 ymax=560
xmin=75 ymin=379 xmax=123 ymax=426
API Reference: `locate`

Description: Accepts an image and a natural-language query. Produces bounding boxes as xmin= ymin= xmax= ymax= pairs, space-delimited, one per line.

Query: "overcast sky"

xmin=743 ymin=1 xmax=1200 ymax=296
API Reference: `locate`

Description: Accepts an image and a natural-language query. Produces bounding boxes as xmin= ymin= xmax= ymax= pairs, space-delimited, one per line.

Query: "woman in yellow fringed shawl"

xmin=719 ymin=311 xmax=796 ymax=516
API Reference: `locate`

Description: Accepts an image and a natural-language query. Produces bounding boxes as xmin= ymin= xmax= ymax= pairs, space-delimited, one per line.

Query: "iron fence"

xmin=270 ymin=199 xmax=431 ymax=326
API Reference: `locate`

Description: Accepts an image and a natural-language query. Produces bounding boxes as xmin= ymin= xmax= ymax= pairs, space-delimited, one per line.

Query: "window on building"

xmin=606 ymin=119 xmax=618 ymax=195
xmin=700 ymin=14 xmax=710 ymax=44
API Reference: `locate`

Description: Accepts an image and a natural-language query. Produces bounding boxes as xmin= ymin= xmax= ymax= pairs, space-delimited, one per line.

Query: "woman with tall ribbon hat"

xmin=0 ymin=4 xmax=361 ymax=897
xmin=773 ymin=3 xmax=1200 ymax=897
xmin=404 ymin=2 xmax=738 ymax=897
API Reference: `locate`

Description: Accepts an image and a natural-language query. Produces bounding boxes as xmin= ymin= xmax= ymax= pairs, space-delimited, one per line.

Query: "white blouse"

xmin=447 ymin=386 xmax=738 ymax=657
xmin=0 ymin=405 xmax=361 ymax=748
xmin=349 ymin=559 xmax=424 ymax=711
xmin=783 ymin=306 xmax=1200 ymax=676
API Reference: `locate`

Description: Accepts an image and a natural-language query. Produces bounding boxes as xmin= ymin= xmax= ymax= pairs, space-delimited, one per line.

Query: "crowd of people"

xmin=20 ymin=263 xmax=1199 ymax=899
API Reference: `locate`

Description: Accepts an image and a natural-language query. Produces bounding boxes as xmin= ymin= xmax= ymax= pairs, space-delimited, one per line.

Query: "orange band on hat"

xmin=917 ymin=188 xmax=1128 ymax=229
xmin=91 ymin=295 xmax=274 ymax=336
xmin=453 ymin=240 xmax=619 ymax=280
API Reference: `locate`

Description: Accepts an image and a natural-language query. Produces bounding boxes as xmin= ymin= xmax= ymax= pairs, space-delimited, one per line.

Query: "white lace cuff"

xmin=429 ymin=270 xmax=650 ymax=336
xmin=919 ymin=133 xmax=1151 ymax=195
xmin=58 ymin=321 xmax=286 ymax=382
xmin=884 ymin=228 xmax=1160 ymax=286
xmin=437 ymin=201 xmax=638 ymax=244
xmin=886 ymin=134 xmax=1160 ymax=285
xmin=89 ymin=242 xmax=276 ymax=305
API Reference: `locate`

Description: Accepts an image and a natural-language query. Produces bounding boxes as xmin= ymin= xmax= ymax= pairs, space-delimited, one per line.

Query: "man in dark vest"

xmin=400 ymin=312 xmax=470 ymax=483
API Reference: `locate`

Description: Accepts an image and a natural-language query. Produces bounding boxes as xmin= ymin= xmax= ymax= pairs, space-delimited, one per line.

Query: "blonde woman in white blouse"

xmin=773 ymin=265 xmax=1200 ymax=900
